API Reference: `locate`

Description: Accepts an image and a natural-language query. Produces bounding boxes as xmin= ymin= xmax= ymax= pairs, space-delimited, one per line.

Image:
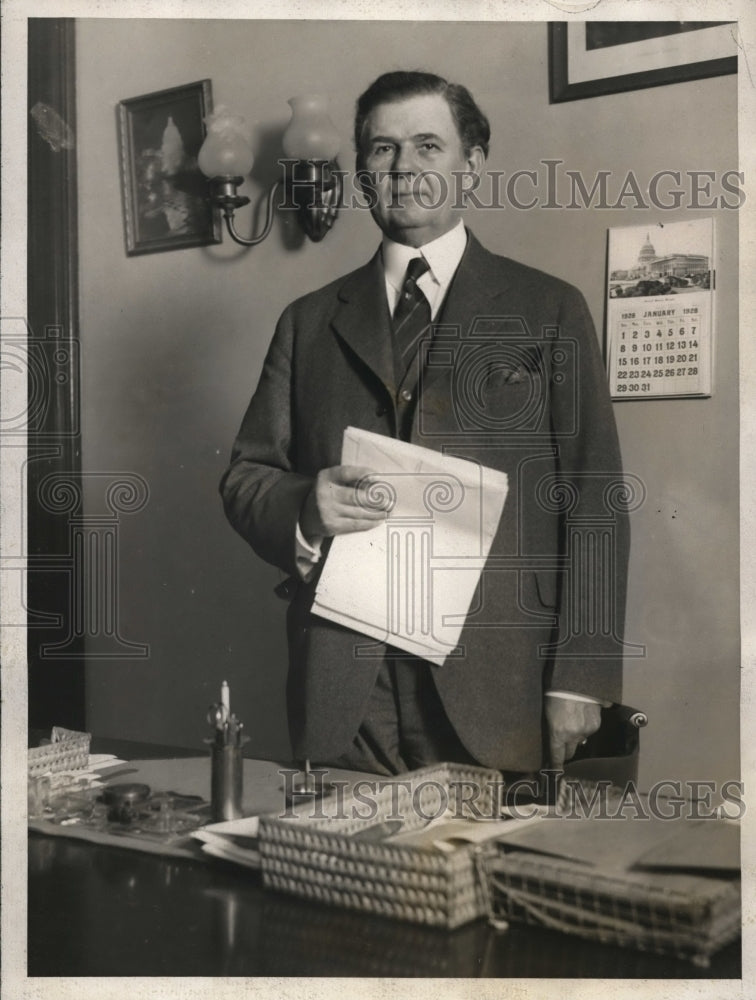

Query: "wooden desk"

xmin=28 ymin=738 xmax=741 ymax=978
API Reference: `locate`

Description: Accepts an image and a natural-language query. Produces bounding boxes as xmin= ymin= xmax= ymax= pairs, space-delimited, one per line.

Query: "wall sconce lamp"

xmin=198 ymin=96 xmax=342 ymax=246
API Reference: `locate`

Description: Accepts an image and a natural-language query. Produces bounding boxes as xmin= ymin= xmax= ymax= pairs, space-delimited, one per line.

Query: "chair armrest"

xmin=610 ymin=704 xmax=648 ymax=729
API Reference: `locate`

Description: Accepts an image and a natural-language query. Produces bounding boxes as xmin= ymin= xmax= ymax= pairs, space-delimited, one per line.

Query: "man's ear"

xmin=465 ymin=145 xmax=485 ymax=178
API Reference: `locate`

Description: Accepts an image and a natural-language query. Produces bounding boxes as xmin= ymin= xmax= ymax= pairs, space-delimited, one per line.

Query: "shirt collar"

xmin=382 ymin=219 xmax=468 ymax=293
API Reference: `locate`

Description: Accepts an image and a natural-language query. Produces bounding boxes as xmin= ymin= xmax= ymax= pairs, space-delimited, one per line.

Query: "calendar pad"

xmin=606 ymin=218 xmax=714 ymax=399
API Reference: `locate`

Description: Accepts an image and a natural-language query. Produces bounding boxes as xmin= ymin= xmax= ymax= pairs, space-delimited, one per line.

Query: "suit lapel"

xmin=329 ymin=233 xmax=513 ymax=396
xmin=331 ymin=251 xmax=396 ymax=392
xmin=422 ymin=232 xmax=509 ymax=392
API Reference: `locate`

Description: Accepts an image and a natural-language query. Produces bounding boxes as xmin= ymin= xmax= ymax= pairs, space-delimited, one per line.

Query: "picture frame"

xmin=549 ymin=21 xmax=738 ymax=103
xmin=117 ymin=79 xmax=221 ymax=255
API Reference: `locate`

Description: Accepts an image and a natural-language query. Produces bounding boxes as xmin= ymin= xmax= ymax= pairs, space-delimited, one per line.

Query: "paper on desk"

xmin=495 ymin=814 xmax=739 ymax=875
xmin=312 ymin=427 xmax=508 ymax=663
xmin=192 ymin=816 xmax=261 ymax=868
xmin=633 ymin=818 xmax=740 ymax=874
xmin=194 ymin=815 xmax=260 ymax=842
xmin=389 ymin=816 xmax=528 ymax=853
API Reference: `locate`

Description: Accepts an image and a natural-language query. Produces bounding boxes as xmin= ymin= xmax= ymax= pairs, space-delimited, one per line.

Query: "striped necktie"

xmin=392 ymin=256 xmax=431 ymax=384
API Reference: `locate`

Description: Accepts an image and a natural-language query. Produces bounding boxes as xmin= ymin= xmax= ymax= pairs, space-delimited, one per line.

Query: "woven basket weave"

xmin=258 ymin=762 xmax=502 ymax=929
xmin=489 ymin=849 xmax=741 ymax=967
xmin=28 ymin=726 xmax=91 ymax=777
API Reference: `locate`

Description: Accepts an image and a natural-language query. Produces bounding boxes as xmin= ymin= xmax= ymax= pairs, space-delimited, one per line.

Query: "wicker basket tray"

xmin=258 ymin=762 xmax=502 ymax=929
xmin=488 ymin=849 xmax=740 ymax=967
xmin=28 ymin=726 xmax=91 ymax=777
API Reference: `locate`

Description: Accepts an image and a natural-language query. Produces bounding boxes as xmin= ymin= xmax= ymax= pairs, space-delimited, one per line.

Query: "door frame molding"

xmin=27 ymin=17 xmax=85 ymax=730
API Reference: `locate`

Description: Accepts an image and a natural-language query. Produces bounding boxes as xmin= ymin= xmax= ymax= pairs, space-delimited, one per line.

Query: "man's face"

xmin=359 ymin=93 xmax=484 ymax=248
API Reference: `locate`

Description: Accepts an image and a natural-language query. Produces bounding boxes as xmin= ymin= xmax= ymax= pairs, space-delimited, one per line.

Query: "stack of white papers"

xmin=192 ymin=816 xmax=261 ymax=869
xmin=389 ymin=815 xmax=541 ymax=853
xmin=36 ymin=754 xmax=131 ymax=793
xmin=312 ymin=427 xmax=508 ymax=663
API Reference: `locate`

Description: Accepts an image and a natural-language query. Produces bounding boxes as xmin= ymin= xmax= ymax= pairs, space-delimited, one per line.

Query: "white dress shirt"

xmin=382 ymin=217 xmax=468 ymax=320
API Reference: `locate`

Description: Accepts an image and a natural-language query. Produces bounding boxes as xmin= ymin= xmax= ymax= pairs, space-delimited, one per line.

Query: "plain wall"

xmin=77 ymin=19 xmax=739 ymax=787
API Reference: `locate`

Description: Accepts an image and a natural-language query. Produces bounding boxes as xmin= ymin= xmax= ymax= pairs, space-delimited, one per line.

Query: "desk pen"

xmin=207 ymin=682 xmax=246 ymax=746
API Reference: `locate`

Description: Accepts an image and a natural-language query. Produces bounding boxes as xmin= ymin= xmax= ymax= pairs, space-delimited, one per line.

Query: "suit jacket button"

xmin=399 ymin=389 xmax=413 ymax=403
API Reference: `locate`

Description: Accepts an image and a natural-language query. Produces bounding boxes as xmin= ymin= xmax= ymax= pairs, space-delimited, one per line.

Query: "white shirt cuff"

xmin=545 ymin=690 xmax=602 ymax=705
xmin=295 ymin=521 xmax=323 ymax=581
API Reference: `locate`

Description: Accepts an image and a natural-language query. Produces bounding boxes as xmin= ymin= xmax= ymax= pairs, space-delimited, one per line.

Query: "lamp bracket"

xmin=207 ymin=176 xmax=281 ymax=247
xmin=284 ymin=159 xmax=342 ymax=242
xmin=206 ymin=159 xmax=342 ymax=247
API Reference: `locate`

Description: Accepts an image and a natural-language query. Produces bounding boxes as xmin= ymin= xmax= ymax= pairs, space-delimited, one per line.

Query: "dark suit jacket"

xmin=220 ymin=231 xmax=628 ymax=771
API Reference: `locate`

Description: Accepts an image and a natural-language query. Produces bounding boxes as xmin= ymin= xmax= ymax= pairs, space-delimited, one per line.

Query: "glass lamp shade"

xmin=198 ymin=132 xmax=254 ymax=178
xmin=198 ymin=110 xmax=255 ymax=178
xmin=282 ymin=95 xmax=341 ymax=161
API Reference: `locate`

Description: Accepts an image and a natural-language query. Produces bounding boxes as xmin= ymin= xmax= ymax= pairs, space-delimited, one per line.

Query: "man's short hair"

xmin=354 ymin=70 xmax=490 ymax=159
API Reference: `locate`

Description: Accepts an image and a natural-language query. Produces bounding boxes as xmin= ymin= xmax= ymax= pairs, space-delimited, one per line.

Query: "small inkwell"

xmin=101 ymin=782 xmax=151 ymax=824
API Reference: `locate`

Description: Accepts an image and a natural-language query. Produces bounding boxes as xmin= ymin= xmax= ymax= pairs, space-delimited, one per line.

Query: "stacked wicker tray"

xmin=28 ymin=726 xmax=91 ymax=777
xmin=258 ymin=762 xmax=501 ymax=929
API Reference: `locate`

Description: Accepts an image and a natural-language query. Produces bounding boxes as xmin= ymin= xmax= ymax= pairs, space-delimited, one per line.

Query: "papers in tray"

xmin=312 ymin=427 xmax=508 ymax=663
xmin=387 ymin=815 xmax=540 ymax=853
xmin=494 ymin=811 xmax=740 ymax=875
xmin=40 ymin=755 xmax=132 ymax=792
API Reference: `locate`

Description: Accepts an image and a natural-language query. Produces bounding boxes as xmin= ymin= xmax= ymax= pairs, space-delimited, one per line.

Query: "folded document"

xmin=312 ymin=427 xmax=508 ymax=663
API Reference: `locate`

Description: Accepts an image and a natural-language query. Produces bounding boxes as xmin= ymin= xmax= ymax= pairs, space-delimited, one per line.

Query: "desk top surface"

xmin=27 ymin=736 xmax=741 ymax=979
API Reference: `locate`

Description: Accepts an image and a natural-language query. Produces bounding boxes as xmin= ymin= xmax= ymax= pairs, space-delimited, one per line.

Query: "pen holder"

xmin=210 ymin=742 xmax=243 ymax=822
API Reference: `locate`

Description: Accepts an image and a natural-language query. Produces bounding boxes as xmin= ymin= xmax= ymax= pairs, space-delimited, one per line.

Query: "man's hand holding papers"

xmin=312 ymin=427 xmax=508 ymax=664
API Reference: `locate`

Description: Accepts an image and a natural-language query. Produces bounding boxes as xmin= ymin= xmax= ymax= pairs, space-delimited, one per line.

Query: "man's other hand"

xmin=300 ymin=465 xmax=388 ymax=541
xmin=545 ymin=697 xmax=602 ymax=769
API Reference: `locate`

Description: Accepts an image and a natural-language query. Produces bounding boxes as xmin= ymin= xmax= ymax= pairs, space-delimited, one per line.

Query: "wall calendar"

xmin=605 ymin=218 xmax=714 ymax=399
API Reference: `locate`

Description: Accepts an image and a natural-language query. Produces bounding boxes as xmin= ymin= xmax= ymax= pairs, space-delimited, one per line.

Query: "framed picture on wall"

xmin=549 ymin=22 xmax=738 ymax=103
xmin=117 ymin=79 xmax=222 ymax=255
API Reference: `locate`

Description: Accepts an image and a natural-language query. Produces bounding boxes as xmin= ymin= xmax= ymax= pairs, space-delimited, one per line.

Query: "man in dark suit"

xmin=221 ymin=71 xmax=629 ymax=776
